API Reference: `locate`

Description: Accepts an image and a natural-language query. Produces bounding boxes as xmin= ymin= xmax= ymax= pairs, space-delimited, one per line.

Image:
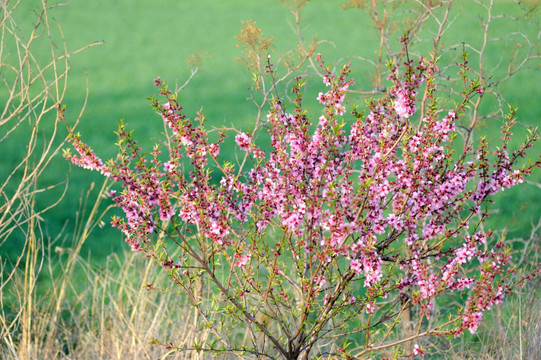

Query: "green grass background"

xmin=8 ymin=0 xmax=540 ymax=263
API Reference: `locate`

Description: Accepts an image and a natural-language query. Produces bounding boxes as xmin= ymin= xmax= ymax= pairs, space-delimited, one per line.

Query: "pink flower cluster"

xmin=235 ymin=132 xmax=251 ymax=151
xmin=388 ymin=56 xmax=426 ymax=119
xmin=65 ymin=133 xmax=110 ymax=177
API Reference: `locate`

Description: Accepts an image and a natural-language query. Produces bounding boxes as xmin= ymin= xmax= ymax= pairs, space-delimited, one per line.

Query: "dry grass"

xmin=2 ymin=248 xmax=540 ymax=359
xmin=1 ymin=248 xmax=208 ymax=360
xmin=1 ymin=239 xmax=212 ymax=360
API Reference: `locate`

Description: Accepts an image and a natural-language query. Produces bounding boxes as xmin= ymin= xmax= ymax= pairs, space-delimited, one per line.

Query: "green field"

xmin=2 ymin=0 xmax=541 ymax=358
xmin=21 ymin=0 xmax=541 ymax=259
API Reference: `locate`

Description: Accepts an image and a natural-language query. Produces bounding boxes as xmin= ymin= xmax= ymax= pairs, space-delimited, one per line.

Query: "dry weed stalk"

xmin=0 ymin=0 xmax=98 ymax=358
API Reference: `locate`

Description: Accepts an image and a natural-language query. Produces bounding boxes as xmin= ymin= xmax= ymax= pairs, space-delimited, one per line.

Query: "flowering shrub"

xmin=65 ymin=0 xmax=541 ymax=352
xmin=63 ymin=40 xmax=540 ymax=357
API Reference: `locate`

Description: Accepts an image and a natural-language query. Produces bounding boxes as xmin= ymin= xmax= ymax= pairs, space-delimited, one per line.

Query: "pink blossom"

xmin=163 ymin=161 xmax=175 ymax=172
xmin=315 ymin=275 xmax=326 ymax=287
xmin=350 ymin=259 xmax=362 ymax=274
xmin=365 ymin=302 xmax=376 ymax=314
xmin=393 ymin=88 xmax=416 ymax=118
xmin=208 ymin=143 xmax=220 ymax=157
xmin=234 ymin=252 xmax=251 ymax=267
xmin=412 ymin=343 xmax=424 ymax=356
xmin=323 ymin=75 xmax=331 ymax=86
xmin=235 ymin=132 xmax=251 ymax=151
xmin=462 ymin=311 xmax=484 ymax=334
